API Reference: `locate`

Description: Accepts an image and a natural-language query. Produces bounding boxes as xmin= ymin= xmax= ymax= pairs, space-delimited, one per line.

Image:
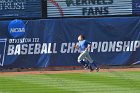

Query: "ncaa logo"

xmin=8 ymin=19 xmax=26 ymax=38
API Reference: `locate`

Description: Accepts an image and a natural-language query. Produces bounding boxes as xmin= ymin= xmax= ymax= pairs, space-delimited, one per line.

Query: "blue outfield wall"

xmin=0 ymin=17 xmax=140 ymax=68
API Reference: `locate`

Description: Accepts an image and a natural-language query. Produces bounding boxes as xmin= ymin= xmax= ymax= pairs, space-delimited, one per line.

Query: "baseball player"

xmin=74 ymin=35 xmax=99 ymax=72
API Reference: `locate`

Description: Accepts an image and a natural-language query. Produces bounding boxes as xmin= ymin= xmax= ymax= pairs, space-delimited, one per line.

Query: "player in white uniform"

xmin=74 ymin=35 xmax=99 ymax=72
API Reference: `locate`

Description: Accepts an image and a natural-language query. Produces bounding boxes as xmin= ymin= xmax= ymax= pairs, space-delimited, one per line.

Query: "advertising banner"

xmin=0 ymin=0 xmax=42 ymax=18
xmin=47 ymin=0 xmax=140 ymax=17
xmin=0 ymin=17 xmax=140 ymax=68
xmin=0 ymin=39 xmax=7 ymax=66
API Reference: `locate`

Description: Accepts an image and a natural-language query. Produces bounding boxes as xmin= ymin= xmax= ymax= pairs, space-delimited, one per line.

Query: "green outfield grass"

xmin=0 ymin=71 xmax=140 ymax=93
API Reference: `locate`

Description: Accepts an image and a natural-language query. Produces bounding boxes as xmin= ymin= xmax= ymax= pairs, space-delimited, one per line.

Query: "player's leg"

xmin=82 ymin=58 xmax=89 ymax=69
xmin=84 ymin=56 xmax=94 ymax=71
xmin=80 ymin=51 xmax=94 ymax=71
xmin=77 ymin=52 xmax=89 ymax=68
xmin=85 ymin=52 xmax=100 ymax=72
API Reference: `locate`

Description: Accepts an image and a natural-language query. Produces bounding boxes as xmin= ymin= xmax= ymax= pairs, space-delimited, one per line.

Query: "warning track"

xmin=0 ymin=68 xmax=140 ymax=75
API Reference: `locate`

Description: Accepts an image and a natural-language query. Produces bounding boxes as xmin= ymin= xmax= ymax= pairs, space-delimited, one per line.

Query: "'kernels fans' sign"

xmin=47 ymin=0 xmax=140 ymax=17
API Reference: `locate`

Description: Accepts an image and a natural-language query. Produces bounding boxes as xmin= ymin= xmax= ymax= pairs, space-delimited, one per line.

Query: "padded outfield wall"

xmin=0 ymin=0 xmax=140 ymax=68
xmin=0 ymin=17 xmax=140 ymax=68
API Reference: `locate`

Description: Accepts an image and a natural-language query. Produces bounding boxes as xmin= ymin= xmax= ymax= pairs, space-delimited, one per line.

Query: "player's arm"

xmin=85 ymin=44 xmax=91 ymax=50
xmin=85 ymin=41 xmax=92 ymax=50
xmin=74 ymin=43 xmax=79 ymax=49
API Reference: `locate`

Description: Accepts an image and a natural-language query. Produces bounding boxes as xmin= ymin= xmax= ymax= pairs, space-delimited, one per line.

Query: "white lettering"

xmin=10 ymin=28 xmax=25 ymax=33
xmin=60 ymin=43 xmax=67 ymax=53
xmin=7 ymin=45 xmax=14 ymax=55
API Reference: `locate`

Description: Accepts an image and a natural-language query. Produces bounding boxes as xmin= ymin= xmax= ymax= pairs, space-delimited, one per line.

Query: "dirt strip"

xmin=0 ymin=68 xmax=139 ymax=76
